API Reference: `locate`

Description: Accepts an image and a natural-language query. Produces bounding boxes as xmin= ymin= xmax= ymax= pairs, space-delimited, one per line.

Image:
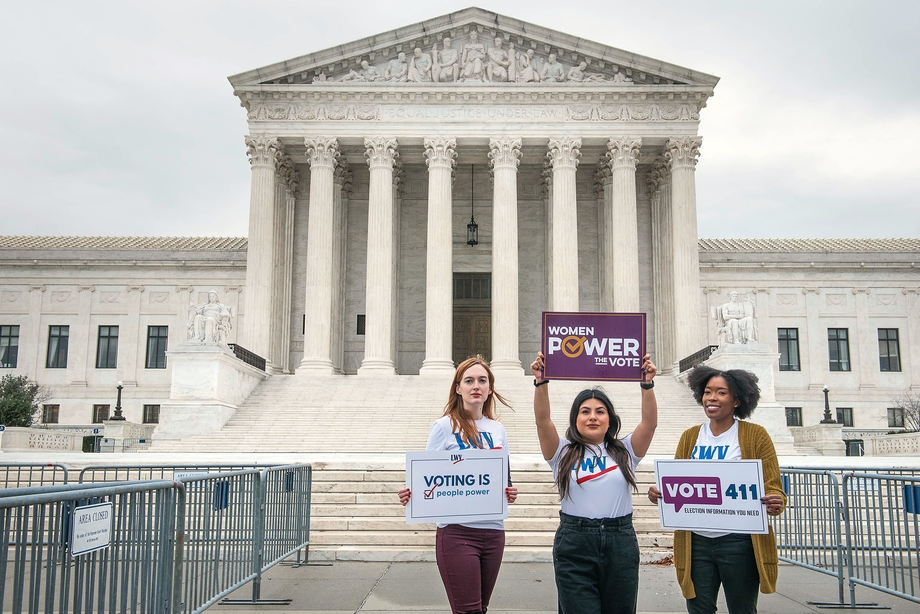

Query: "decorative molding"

xmin=802 ymin=288 xmax=822 ymax=294
xmin=126 ymin=285 xmax=145 ymax=293
xmin=225 ymin=285 xmax=243 ymax=293
xmin=78 ymin=285 xmax=95 ymax=292
xmin=777 ymin=294 xmax=797 ymax=306
xmin=176 ymin=286 xmax=194 ymax=293
xmin=606 ymin=137 xmax=642 ymax=170
xmin=876 ymin=294 xmax=896 ymax=306
xmin=51 ymin=292 xmax=70 ymax=303
xmin=365 ymin=137 xmax=399 ymax=169
xmin=826 ymin=294 xmax=847 ymax=306
xmin=547 ymin=137 xmax=581 ymax=170
xmin=2 ymin=291 xmax=22 ymax=302
xmin=702 ymin=287 xmax=721 ymax=295
xmin=902 ymin=288 xmax=920 ymax=295
xmin=101 ymin=292 xmax=120 ymax=303
xmin=751 ymin=288 xmax=771 ymax=294
xmin=248 ymin=103 xmax=380 ymax=122
xmin=424 ymin=136 xmax=458 ymax=170
xmin=149 ymin=292 xmax=170 ymax=303
xmin=29 ymin=285 xmax=45 ymax=292
xmin=244 ymin=135 xmax=282 ymax=167
xmin=488 ymin=137 xmax=522 ymax=170
xmin=851 ymin=287 xmax=871 ymax=295
xmin=304 ymin=136 xmax=340 ymax=170
xmin=664 ymin=136 xmax=702 ymax=169
xmin=594 ymin=161 xmax=611 ymax=198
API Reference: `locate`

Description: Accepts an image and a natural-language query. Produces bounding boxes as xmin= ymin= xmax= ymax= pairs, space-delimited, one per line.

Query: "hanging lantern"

xmin=467 ymin=164 xmax=478 ymax=246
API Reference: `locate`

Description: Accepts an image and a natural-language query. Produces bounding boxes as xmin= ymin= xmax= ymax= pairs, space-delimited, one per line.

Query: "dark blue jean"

xmin=552 ymin=511 xmax=640 ymax=614
xmin=687 ymin=533 xmax=760 ymax=614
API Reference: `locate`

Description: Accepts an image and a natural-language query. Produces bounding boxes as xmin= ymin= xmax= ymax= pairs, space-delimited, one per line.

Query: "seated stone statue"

xmin=712 ymin=291 xmax=757 ymax=345
xmin=408 ymin=47 xmax=432 ymax=82
xmin=540 ymin=53 xmax=566 ymax=83
xmin=486 ymin=37 xmax=511 ymax=82
xmin=432 ymin=37 xmax=459 ymax=83
xmin=340 ymin=60 xmax=381 ymax=82
xmin=384 ymin=53 xmax=409 ymax=82
xmin=187 ymin=291 xmax=233 ymax=344
xmin=567 ymin=61 xmax=607 ymax=82
xmin=461 ymin=30 xmax=487 ymax=82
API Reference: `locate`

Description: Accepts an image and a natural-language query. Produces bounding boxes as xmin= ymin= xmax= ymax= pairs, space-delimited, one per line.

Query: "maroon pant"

xmin=435 ymin=524 xmax=506 ymax=614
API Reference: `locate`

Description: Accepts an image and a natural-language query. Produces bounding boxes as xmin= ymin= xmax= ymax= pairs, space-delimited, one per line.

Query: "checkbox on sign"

xmin=424 ymin=486 xmax=437 ymax=499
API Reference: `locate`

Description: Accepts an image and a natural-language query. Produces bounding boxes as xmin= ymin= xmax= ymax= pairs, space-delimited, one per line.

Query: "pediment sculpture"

xmin=712 ymin=291 xmax=758 ymax=346
xmin=187 ymin=291 xmax=232 ymax=344
xmin=307 ymin=32 xmax=638 ymax=86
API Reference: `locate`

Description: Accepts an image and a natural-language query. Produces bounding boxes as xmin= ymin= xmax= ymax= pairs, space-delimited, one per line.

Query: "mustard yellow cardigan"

xmin=672 ymin=420 xmax=787 ymax=599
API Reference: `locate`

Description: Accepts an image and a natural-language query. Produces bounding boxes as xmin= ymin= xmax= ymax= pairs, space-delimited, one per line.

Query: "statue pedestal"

xmin=156 ymin=343 xmax=269 ymax=440
xmin=705 ymin=344 xmax=796 ymax=453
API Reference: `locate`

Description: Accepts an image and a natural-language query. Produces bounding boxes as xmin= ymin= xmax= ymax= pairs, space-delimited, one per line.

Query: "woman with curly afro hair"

xmin=648 ymin=365 xmax=787 ymax=614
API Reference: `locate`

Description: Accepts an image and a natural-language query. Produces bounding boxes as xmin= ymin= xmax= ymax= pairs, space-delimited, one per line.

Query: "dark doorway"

xmin=453 ymin=273 xmax=491 ymax=364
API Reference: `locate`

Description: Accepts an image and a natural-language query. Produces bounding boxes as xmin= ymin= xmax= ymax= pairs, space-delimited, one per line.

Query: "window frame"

xmin=96 ymin=325 xmax=119 ymax=369
xmin=887 ymin=407 xmax=905 ymax=428
xmin=878 ymin=328 xmax=901 ymax=372
xmin=836 ymin=407 xmax=854 ymax=428
xmin=777 ymin=328 xmax=801 ymax=372
xmin=42 ymin=404 xmax=60 ymax=424
xmin=0 ymin=325 xmax=20 ymax=368
xmin=145 ymin=326 xmax=169 ymax=369
xmin=785 ymin=407 xmax=803 ymax=427
xmin=827 ymin=328 xmax=851 ymax=372
xmin=46 ymin=325 xmax=70 ymax=369
xmin=92 ymin=404 xmax=110 ymax=424
xmin=143 ymin=404 xmax=160 ymax=424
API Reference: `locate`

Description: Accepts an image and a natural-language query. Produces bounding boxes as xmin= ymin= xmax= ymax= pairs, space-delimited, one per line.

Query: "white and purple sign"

xmin=655 ymin=459 xmax=769 ymax=534
xmin=541 ymin=312 xmax=646 ymax=382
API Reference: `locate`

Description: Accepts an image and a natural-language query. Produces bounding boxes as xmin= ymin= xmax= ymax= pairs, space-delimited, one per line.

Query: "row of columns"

xmin=242 ymin=133 xmax=705 ymax=376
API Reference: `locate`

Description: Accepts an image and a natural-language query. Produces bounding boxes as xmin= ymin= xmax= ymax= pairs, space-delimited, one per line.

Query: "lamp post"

xmin=110 ymin=381 xmax=126 ymax=421
xmin=820 ymin=384 xmax=836 ymax=424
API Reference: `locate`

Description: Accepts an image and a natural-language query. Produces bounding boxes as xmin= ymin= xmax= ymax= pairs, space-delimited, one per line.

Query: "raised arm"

xmin=530 ymin=352 xmax=560 ymax=460
xmin=629 ymin=354 xmax=658 ymax=457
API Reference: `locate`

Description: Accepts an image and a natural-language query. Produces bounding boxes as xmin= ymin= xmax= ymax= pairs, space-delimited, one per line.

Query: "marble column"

xmin=269 ymin=154 xmax=294 ymax=374
xmin=648 ymin=160 xmax=675 ymax=371
xmin=665 ymin=136 xmax=704 ymax=362
xmin=420 ymin=137 xmax=457 ymax=375
xmin=903 ymin=288 xmax=920 ymax=390
xmin=594 ymin=162 xmax=612 ymax=311
xmin=242 ymin=135 xmax=281 ymax=363
xmin=281 ymin=166 xmax=299 ymax=373
xmin=331 ymin=163 xmax=351 ymax=374
xmin=548 ymin=137 xmax=581 ymax=312
xmin=23 ymin=285 xmax=44 ymax=379
xmin=299 ymin=137 xmax=339 ymax=374
xmin=853 ymin=288 xmax=875 ymax=389
xmin=120 ymin=285 xmax=143 ymax=387
xmin=359 ymin=137 xmax=399 ymax=375
xmin=542 ymin=160 xmax=554 ymax=309
xmin=751 ymin=288 xmax=771 ymax=346
xmin=489 ymin=137 xmax=524 ymax=374
xmin=69 ymin=285 xmax=94 ymax=386
xmin=803 ymin=288 xmax=825 ymax=390
xmin=607 ymin=137 xmax=642 ymax=312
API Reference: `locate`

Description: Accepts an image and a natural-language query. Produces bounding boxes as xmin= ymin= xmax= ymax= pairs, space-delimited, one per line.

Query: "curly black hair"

xmin=687 ymin=365 xmax=761 ymax=419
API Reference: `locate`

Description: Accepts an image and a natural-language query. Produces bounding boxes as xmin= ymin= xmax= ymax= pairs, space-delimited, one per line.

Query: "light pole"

xmin=820 ymin=384 xmax=836 ymax=424
xmin=110 ymin=381 xmax=126 ymax=421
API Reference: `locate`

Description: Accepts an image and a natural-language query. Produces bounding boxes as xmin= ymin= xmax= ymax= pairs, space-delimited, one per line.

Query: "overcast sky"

xmin=1 ymin=0 xmax=918 ymax=239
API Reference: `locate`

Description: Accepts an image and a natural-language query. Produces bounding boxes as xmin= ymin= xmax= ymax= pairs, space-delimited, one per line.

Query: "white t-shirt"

xmin=425 ymin=415 xmax=508 ymax=530
xmin=547 ymin=434 xmax=641 ymax=520
xmin=690 ymin=420 xmax=741 ymax=539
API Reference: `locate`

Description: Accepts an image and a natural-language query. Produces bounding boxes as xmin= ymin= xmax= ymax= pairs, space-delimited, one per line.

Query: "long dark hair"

xmin=555 ymin=387 xmax=637 ymax=501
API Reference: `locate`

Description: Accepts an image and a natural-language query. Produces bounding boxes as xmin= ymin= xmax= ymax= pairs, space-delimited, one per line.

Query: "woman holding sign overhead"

xmin=530 ymin=351 xmax=658 ymax=614
xmin=647 ymin=365 xmax=786 ymax=614
xmin=398 ymin=355 xmax=518 ymax=614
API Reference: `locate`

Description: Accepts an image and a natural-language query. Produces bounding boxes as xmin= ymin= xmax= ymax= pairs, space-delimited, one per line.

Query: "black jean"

xmin=687 ymin=533 xmax=760 ymax=614
xmin=552 ymin=511 xmax=640 ymax=614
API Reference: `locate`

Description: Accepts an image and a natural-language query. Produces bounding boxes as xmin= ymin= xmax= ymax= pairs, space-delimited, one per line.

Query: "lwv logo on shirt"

xmin=453 ymin=431 xmax=501 ymax=450
xmin=572 ymin=456 xmax=618 ymax=484
xmin=692 ymin=445 xmax=730 ymax=460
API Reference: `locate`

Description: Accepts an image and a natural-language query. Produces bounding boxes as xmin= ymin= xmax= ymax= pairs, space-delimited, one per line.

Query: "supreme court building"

xmin=2 ymin=8 xmax=919 ymax=437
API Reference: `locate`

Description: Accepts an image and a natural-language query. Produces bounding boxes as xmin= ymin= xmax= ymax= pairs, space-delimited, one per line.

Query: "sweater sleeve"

xmin=757 ymin=427 xmax=787 ymax=513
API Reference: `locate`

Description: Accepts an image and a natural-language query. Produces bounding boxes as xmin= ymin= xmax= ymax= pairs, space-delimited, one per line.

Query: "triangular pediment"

xmin=228 ymin=7 xmax=719 ymax=89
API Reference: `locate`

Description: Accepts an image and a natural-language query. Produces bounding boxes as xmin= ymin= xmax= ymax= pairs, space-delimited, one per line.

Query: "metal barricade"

xmin=843 ymin=472 xmax=920 ymax=605
xmin=0 ymin=480 xmax=177 ymax=613
xmin=0 ymin=462 xmax=69 ymax=488
xmin=79 ymin=464 xmax=273 ymax=483
xmin=172 ymin=469 xmax=261 ymax=614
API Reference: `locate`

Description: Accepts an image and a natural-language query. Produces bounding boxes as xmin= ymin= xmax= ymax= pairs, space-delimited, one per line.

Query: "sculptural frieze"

xmin=187 ymin=291 xmax=233 ymax=344
xmin=712 ymin=291 xmax=758 ymax=346
xmin=282 ymin=32 xmax=662 ymax=86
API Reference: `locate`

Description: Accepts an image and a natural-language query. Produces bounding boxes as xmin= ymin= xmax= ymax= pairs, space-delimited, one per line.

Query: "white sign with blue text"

xmin=655 ymin=459 xmax=769 ymax=534
xmin=405 ymin=448 xmax=509 ymax=525
xmin=71 ymin=502 xmax=114 ymax=557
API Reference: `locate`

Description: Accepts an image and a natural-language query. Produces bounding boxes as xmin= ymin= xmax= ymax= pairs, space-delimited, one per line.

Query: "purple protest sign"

xmin=541 ymin=312 xmax=646 ymax=382
xmin=660 ymin=476 xmax=723 ymax=512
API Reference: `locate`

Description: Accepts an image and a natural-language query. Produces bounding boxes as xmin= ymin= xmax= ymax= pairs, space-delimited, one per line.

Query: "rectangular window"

xmin=888 ymin=407 xmax=905 ymax=428
xmin=836 ymin=407 xmax=854 ymax=427
xmin=878 ymin=329 xmax=901 ymax=372
xmin=46 ymin=325 xmax=69 ymax=369
xmin=0 ymin=325 xmax=19 ymax=368
xmin=357 ymin=315 xmax=366 ymax=335
xmin=828 ymin=328 xmax=850 ymax=372
xmin=42 ymin=404 xmax=60 ymax=424
xmin=143 ymin=404 xmax=160 ymax=424
xmin=96 ymin=325 xmax=119 ymax=369
xmin=777 ymin=328 xmax=800 ymax=371
xmin=145 ymin=326 xmax=168 ymax=369
xmin=785 ymin=407 xmax=802 ymax=427
xmin=92 ymin=404 xmax=110 ymax=424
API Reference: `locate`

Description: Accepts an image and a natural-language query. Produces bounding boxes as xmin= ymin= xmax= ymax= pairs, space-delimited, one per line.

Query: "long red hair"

xmin=443 ymin=355 xmax=512 ymax=447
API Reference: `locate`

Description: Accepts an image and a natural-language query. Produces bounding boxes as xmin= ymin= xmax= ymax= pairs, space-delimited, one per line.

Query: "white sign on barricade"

xmin=405 ymin=449 xmax=508 ymax=525
xmin=655 ymin=459 xmax=769 ymax=534
xmin=71 ymin=502 xmax=114 ymax=557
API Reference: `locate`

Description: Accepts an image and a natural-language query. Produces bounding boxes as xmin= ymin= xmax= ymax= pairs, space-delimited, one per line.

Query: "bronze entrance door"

xmin=452 ymin=273 xmax=491 ymax=364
